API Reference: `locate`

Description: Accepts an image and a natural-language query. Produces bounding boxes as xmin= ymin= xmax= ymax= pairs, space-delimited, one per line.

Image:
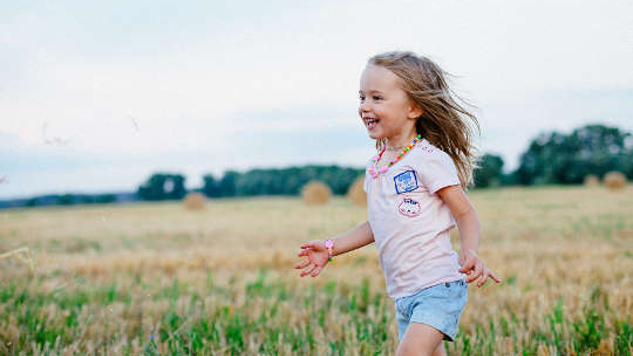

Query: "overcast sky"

xmin=2 ymin=0 xmax=632 ymax=199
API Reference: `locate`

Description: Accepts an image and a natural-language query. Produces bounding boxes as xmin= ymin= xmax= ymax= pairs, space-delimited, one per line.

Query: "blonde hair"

xmin=368 ymin=51 xmax=480 ymax=189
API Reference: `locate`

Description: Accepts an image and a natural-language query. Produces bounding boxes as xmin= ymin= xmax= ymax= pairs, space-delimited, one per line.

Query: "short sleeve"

xmin=417 ymin=149 xmax=460 ymax=194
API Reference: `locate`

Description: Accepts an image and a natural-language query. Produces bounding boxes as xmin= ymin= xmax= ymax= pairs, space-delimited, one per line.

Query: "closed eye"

xmin=359 ymin=95 xmax=383 ymax=101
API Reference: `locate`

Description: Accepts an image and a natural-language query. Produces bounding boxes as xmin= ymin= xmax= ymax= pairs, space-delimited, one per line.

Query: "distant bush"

xmin=137 ymin=173 xmax=186 ymax=201
xmin=474 ymin=154 xmax=505 ymax=188
xmin=21 ymin=193 xmax=119 ymax=207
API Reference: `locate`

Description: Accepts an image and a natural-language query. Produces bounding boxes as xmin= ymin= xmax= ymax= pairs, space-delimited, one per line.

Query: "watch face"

xmin=325 ymin=239 xmax=333 ymax=248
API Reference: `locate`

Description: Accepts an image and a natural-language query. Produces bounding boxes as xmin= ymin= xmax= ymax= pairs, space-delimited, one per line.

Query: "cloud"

xmin=1 ymin=1 xmax=632 ymax=198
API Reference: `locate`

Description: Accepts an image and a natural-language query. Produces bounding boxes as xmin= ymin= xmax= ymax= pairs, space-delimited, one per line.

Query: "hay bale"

xmin=183 ymin=192 xmax=206 ymax=210
xmin=347 ymin=177 xmax=367 ymax=206
xmin=603 ymin=171 xmax=627 ymax=190
xmin=301 ymin=181 xmax=331 ymax=205
xmin=584 ymin=174 xmax=600 ymax=187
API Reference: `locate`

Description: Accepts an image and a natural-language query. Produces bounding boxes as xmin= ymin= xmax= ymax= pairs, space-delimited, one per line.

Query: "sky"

xmin=1 ymin=0 xmax=632 ymax=199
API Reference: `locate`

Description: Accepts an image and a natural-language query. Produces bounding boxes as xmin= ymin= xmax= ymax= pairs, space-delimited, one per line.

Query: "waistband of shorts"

xmin=394 ymin=278 xmax=466 ymax=302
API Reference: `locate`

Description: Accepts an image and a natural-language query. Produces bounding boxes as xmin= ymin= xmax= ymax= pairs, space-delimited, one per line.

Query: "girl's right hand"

xmin=294 ymin=240 xmax=330 ymax=277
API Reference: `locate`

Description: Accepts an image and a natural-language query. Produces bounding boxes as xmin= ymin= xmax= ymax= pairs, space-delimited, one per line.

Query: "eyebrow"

xmin=359 ymin=90 xmax=384 ymax=94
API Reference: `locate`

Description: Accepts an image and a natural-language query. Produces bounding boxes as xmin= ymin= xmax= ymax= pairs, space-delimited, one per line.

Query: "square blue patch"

xmin=394 ymin=170 xmax=419 ymax=194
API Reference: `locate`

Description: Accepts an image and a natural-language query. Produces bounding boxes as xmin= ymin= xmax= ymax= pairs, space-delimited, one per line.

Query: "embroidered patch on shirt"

xmin=398 ymin=197 xmax=421 ymax=217
xmin=394 ymin=170 xmax=419 ymax=194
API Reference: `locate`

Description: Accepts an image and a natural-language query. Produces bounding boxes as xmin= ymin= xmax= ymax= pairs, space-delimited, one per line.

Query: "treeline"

xmin=0 ymin=193 xmax=137 ymax=209
xmin=127 ymin=123 xmax=633 ymax=199
xmin=1 ymin=124 xmax=630 ymax=208
xmin=132 ymin=166 xmax=365 ymax=201
xmin=476 ymin=124 xmax=633 ymax=187
xmin=514 ymin=124 xmax=633 ymax=185
xmin=200 ymin=166 xmax=364 ymax=198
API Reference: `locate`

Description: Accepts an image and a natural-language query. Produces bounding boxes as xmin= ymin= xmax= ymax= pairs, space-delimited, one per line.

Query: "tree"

xmin=137 ymin=173 xmax=186 ymax=201
xmin=202 ymin=165 xmax=365 ymax=198
xmin=619 ymin=149 xmax=633 ymax=179
xmin=218 ymin=171 xmax=239 ymax=197
xmin=474 ymin=154 xmax=504 ymax=188
xmin=167 ymin=175 xmax=186 ymax=199
xmin=58 ymin=194 xmax=74 ymax=205
xmin=514 ymin=124 xmax=631 ymax=185
xmin=202 ymin=174 xmax=222 ymax=198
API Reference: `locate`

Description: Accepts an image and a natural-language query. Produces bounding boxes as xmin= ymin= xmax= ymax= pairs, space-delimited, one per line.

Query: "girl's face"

xmin=359 ymin=64 xmax=421 ymax=146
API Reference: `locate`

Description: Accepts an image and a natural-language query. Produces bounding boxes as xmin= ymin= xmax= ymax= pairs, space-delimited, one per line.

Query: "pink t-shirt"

xmin=363 ymin=139 xmax=465 ymax=300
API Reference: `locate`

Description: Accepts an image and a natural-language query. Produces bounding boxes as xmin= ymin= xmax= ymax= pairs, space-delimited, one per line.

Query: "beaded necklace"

xmin=368 ymin=134 xmax=422 ymax=178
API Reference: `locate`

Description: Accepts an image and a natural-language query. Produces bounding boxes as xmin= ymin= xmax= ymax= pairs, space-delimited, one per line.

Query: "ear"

xmin=408 ymin=102 xmax=423 ymax=120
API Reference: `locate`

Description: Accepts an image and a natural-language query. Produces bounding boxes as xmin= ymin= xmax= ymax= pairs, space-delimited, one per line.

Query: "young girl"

xmin=294 ymin=51 xmax=500 ymax=356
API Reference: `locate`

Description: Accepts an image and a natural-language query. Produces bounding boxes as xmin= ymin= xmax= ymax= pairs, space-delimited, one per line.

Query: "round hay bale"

xmin=584 ymin=174 xmax=600 ymax=187
xmin=301 ymin=181 xmax=331 ymax=205
xmin=347 ymin=176 xmax=367 ymax=206
xmin=603 ymin=171 xmax=627 ymax=190
xmin=183 ymin=192 xmax=206 ymax=210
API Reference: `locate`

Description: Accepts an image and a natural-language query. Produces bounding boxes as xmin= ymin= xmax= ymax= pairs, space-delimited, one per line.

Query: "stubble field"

xmin=0 ymin=185 xmax=632 ymax=355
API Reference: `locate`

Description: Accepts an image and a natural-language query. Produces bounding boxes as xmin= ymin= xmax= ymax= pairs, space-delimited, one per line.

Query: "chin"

xmin=367 ymin=131 xmax=383 ymax=140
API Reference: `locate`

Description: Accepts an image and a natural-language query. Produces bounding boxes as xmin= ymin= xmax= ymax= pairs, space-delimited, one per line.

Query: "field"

xmin=1 ymin=186 xmax=632 ymax=355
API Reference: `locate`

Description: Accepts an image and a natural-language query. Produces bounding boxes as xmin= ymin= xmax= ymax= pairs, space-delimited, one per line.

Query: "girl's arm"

xmin=329 ymin=220 xmax=375 ymax=256
xmin=437 ymin=185 xmax=501 ymax=287
xmin=294 ymin=221 xmax=374 ymax=277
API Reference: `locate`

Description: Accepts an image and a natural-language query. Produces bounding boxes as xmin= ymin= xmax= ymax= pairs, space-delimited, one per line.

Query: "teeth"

xmin=365 ymin=118 xmax=379 ymax=130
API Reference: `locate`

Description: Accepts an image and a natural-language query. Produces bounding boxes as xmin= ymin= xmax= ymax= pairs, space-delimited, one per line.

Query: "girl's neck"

xmin=385 ymin=132 xmax=420 ymax=150
xmin=385 ymin=144 xmax=405 ymax=151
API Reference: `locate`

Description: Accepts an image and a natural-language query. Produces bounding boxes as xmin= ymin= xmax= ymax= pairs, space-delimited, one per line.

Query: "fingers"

xmin=457 ymin=251 xmax=502 ymax=288
xmin=294 ymin=259 xmax=310 ymax=270
xmin=489 ymin=270 xmax=502 ymax=283
xmin=293 ymin=259 xmax=324 ymax=278
xmin=476 ymin=268 xmax=502 ymax=287
xmin=476 ymin=271 xmax=489 ymax=287
xmin=466 ymin=261 xmax=483 ymax=284
xmin=458 ymin=256 xmax=476 ymax=273
xmin=300 ymin=263 xmax=317 ymax=277
xmin=300 ymin=240 xmax=317 ymax=249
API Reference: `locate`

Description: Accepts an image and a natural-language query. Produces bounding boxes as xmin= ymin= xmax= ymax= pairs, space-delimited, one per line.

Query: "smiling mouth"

xmin=364 ymin=118 xmax=380 ymax=130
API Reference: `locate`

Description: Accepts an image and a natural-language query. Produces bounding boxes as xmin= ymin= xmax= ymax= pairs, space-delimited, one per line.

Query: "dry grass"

xmin=301 ymin=180 xmax=331 ymax=205
xmin=1 ymin=185 xmax=632 ymax=355
xmin=0 ymin=247 xmax=34 ymax=274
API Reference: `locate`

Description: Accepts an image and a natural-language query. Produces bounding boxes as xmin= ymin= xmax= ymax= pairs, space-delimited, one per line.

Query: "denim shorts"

xmin=394 ymin=279 xmax=468 ymax=342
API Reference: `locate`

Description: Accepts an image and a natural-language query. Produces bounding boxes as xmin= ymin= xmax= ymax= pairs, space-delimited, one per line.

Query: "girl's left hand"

xmin=458 ymin=249 xmax=501 ymax=287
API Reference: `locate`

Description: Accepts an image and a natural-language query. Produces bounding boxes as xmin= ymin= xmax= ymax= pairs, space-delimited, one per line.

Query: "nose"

xmin=359 ymin=100 xmax=371 ymax=115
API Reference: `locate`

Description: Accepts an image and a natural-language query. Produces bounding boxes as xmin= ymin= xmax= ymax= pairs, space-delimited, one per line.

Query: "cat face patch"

xmin=398 ymin=197 xmax=421 ymax=217
xmin=394 ymin=170 xmax=418 ymax=194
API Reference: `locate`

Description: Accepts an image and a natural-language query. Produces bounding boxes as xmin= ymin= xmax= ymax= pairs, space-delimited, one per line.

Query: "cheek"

xmin=375 ymin=104 xmax=393 ymax=120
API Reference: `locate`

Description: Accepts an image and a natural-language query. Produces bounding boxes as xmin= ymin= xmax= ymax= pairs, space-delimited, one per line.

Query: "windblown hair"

xmin=368 ymin=51 xmax=481 ymax=190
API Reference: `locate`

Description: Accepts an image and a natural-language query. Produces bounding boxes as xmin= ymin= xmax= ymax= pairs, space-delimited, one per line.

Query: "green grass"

xmin=1 ymin=270 xmax=631 ymax=355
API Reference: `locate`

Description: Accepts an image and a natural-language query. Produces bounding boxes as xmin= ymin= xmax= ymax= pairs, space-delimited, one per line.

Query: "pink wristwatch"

xmin=325 ymin=239 xmax=334 ymax=262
